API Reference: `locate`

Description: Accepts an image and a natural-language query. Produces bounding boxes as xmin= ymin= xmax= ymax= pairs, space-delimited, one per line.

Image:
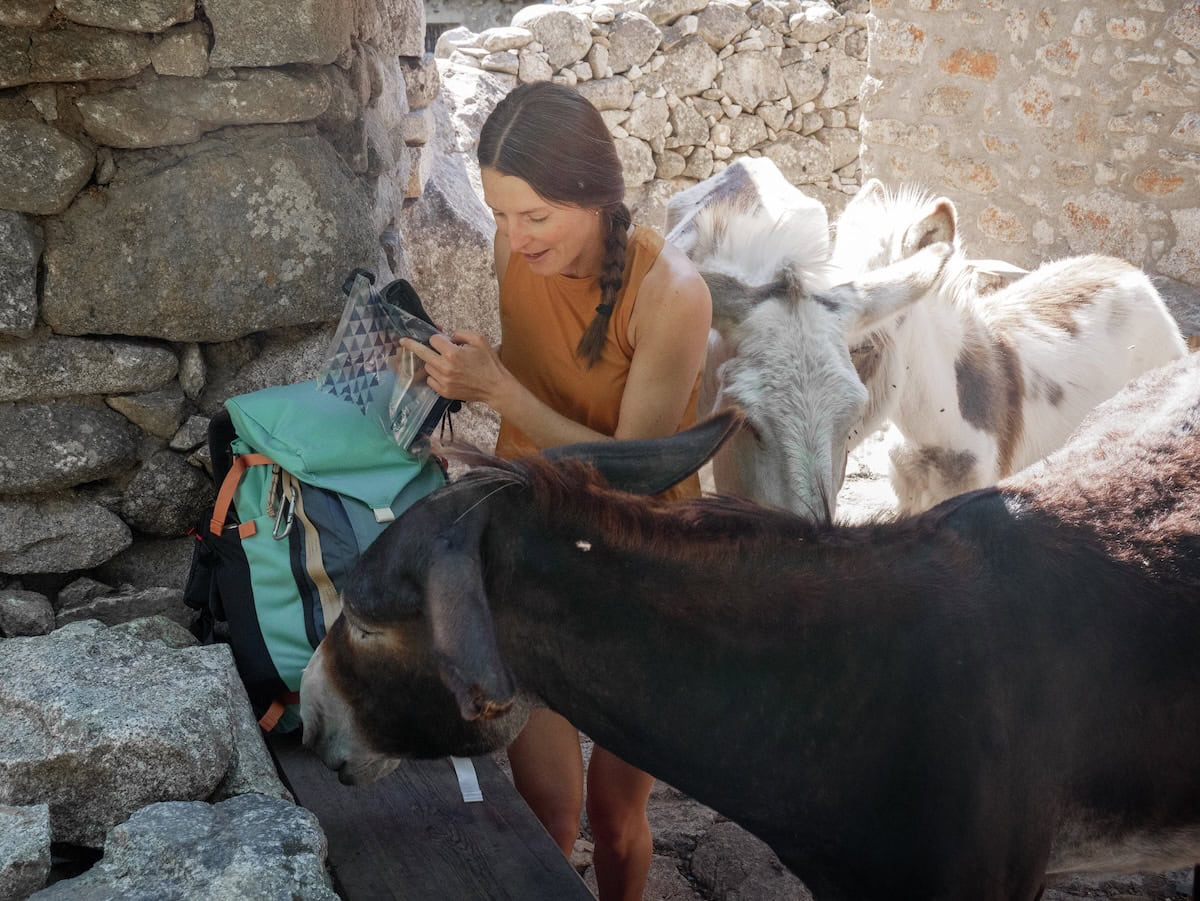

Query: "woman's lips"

xmin=523 ymin=249 xmax=548 ymax=262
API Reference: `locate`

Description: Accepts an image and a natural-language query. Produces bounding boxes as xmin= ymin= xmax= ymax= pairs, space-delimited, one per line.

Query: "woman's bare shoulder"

xmin=630 ymin=232 xmax=711 ymax=341
xmin=640 ymin=234 xmax=710 ymax=312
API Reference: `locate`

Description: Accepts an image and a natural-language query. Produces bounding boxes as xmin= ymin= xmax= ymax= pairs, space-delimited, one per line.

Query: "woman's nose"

xmin=507 ymin=222 xmax=528 ymax=251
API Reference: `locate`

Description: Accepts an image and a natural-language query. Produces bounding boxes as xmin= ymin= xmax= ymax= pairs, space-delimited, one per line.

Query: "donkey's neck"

xmin=863 ymin=259 xmax=984 ymax=446
xmin=486 ymin=497 xmax=959 ymax=839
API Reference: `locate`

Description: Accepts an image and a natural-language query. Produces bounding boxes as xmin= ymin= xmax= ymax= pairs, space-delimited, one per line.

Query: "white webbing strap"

xmin=450 ymin=756 xmax=483 ymax=803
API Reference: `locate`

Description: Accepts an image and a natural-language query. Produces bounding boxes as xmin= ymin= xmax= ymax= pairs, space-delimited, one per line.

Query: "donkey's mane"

xmin=689 ymin=205 xmax=834 ymax=292
xmin=451 ymin=452 xmax=941 ymax=566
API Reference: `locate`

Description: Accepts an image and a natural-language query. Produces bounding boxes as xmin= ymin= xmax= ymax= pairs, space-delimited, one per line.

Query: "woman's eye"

xmin=528 ymin=216 xmax=548 ymax=224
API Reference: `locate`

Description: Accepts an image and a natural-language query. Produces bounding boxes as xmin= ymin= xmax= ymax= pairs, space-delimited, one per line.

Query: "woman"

xmin=400 ymin=81 xmax=712 ymax=901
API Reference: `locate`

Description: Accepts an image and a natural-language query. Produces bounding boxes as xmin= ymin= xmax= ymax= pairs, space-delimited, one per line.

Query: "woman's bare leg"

xmin=586 ymin=745 xmax=655 ymax=901
xmin=507 ymin=708 xmax=585 ymax=857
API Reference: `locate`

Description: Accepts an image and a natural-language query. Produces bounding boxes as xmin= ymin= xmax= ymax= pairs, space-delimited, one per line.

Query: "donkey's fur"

xmin=831 ymin=179 xmax=1188 ymax=513
xmin=667 ymin=162 xmax=1188 ymax=520
xmin=666 ymin=160 xmax=953 ymax=521
xmin=301 ymin=354 xmax=1200 ymax=901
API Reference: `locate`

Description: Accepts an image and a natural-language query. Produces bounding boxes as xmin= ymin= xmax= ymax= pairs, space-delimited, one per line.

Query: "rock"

xmin=788 ymin=4 xmax=843 ymax=43
xmin=205 ymin=0 xmax=353 ymax=66
xmin=434 ymin=25 xmax=475 ymax=60
xmin=0 ymin=400 xmax=138 ymax=495
xmin=644 ymin=34 xmax=719 ymax=98
xmin=695 ymin=3 xmax=751 ymax=49
xmin=56 ymin=0 xmax=194 ymax=32
xmin=0 ymin=212 xmax=41 ymax=336
xmin=718 ymin=49 xmax=787 ymax=109
xmin=178 ymin=343 xmax=207 ymax=400
xmin=0 ymin=622 xmax=244 ymax=845
xmin=119 ymin=450 xmax=215 ymax=537
xmin=0 ymin=333 xmax=178 ymax=403
xmin=782 ymin=60 xmax=824 ymax=106
xmin=197 ymin=327 xmax=335 ymax=415
xmin=690 ymin=820 xmax=812 ymax=900
xmin=76 ymin=68 xmax=331 ymax=149
xmin=42 ymin=133 xmax=376 ymax=343
xmin=0 ymin=589 xmax=54 ymax=637
xmin=57 ymin=586 xmax=192 ymax=629
xmin=29 ymin=795 xmax=334 ymax=900
xmin=150 ymin=21 xmax=209 ymax=76
xmin=639 ymin=0 xmax=707 ymax=27
xmin=110 ymin=614 xmax=197 ymax=648
xmin=606 ymin=11 xmax=662 ymax=73
xmin=0 ymin=495 xmax=131 ymax=574
xmin=94 ymin=536 xmax=197 ymax=592
xmin=667 ymin=101 xmax=710 ymax=147
xmin=0 ymin=119 xmax=93 ymax=215
xmin=106 ymin=383 xmax=188 ymax=440
xmin=478 ymin=25 xmax=534 ymax=53
xmin=0 ymin=1 xmax=53 ymax=28
xmin=626 ymin=96 xmax=670 ymax=140
xmin=25 ymin=26 xmax=152 ymax=86
xmin=576 ymin=75 xmax=636 ymax=111
xmin=762 ymin=132 xmax=833 ymax=184
xmin=816 ymin=126 xmax=862 ymax=170
xmin=56 ymin=576 xmax=112 ymax=608
xmin=615 ymin=135 xmax=657 ymax=186
xmin=511 ymin=5 xmax=592 ymax=70
xmin=169 ymin=414 xmax=211 ymax=452
xmin=0 ymin=804 xmax=50 ymax=901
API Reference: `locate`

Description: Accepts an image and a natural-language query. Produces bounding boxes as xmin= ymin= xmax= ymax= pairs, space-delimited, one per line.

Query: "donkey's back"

xmin=977 ymin=253 xmax=1186 ymax=468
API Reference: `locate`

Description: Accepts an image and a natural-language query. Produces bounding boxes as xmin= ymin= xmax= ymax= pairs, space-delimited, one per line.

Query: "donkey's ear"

xmin=701 ymin=270 xmax=762 ymax=337
xmin=902 ymin=199 xmax=957 ymax=255
xmin=426 ymin=508 xmax=515 ymax=721
xmin=545 ymin=409 xmax=744 ymax=495
xmin=849 ymin=178 xmax=887 ymax=210
xmin=824 ymin=241 xmax=953 ymax=338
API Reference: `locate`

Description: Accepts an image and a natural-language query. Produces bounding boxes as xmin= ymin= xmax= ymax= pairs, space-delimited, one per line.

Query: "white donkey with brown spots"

xmin=667 ymin=159 xmax=956 ymax=522
xmin=831 ymin=179 xmax=1187 ymax=513
xmin=668 ymin=161 xmax=1188 ymax=520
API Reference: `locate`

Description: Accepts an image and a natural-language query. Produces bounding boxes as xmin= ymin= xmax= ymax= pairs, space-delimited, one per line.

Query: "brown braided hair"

xmin=477 ymin=82 xmax=630 ymax=368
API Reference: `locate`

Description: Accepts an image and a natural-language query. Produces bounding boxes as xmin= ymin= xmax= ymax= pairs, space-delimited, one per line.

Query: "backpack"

xmin=185 ymin=274 xmax=451 ymax=733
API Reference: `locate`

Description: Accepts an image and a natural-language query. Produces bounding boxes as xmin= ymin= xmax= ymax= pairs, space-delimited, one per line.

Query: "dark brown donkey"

xmin=301 ymin=354 xmax=1200 ymax=901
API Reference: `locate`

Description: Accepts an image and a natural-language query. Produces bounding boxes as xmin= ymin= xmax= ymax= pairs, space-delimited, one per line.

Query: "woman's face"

xmin=482 ymin=168 xmax=604 ymax=278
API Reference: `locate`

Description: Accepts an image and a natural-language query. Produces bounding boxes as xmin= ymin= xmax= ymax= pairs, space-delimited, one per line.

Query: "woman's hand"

xmin=399 ymin=331 xmax=509 ymax=405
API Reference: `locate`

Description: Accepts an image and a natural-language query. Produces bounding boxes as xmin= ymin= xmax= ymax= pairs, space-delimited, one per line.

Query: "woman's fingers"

xmin=399 ymin=337 xmax=439 ymax=364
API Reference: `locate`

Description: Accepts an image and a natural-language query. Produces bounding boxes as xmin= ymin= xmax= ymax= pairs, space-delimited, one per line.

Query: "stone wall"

xmin=0 ymin=0 xmax=440 ymax=594
xmin=861 ymin=1 xmax=1200 ymax=324
xmin=437 ymin=0 xmax=871 ymax=226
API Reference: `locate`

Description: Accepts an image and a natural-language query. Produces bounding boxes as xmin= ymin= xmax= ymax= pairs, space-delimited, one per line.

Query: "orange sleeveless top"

xmin=495 ymin=226 xmax=701 ymax=501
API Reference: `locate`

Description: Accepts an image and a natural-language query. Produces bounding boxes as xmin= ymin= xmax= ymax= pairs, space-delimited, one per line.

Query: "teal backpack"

xmin=186 ymin=381 xmax=445 ymax=732
xmin=186 ymin=273 xmax=451 ymax=732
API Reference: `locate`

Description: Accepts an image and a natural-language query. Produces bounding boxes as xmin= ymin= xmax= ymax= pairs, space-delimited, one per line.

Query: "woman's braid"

xmin=576 ymin=202 xmax=632 ymax=367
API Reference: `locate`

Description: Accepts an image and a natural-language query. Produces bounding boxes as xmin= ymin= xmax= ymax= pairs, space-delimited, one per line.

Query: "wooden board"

xmin=269 ymin=733 xmax=594 ymax=901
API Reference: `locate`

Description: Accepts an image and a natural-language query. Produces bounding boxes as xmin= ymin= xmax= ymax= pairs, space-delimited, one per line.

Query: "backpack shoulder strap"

xmin=210 ymin=453 xmax=277 ymax=537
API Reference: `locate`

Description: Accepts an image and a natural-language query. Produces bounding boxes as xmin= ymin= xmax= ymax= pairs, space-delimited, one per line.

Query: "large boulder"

xmin=0 ymin=621 xmax=288 ymax=846
xmin=42 ymin=132 xmax=377 ymax=342
xmin=30 ymin=794 xmax=336 ymax=900
xmin=0 ymin=400 xmax=139 ymax=494
xmin=0 ymin=495 xmax=131 ymax=573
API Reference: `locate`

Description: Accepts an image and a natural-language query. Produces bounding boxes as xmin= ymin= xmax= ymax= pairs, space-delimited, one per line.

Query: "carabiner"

xmin=272 ymin=483 xmax=296 ymax=539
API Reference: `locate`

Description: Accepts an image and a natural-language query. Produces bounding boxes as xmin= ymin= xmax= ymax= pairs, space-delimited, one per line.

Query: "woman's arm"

xmin=400 ymin=235 xmax=712 ymax=448
xmin=614 ymin=241 xmax=712 ymax=441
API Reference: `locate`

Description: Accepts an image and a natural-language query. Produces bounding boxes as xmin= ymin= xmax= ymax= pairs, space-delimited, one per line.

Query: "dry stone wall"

xmin=0 ymin=0 xmax=441 ymax=593
xmin=861 ymin=0 xmax=1200 ymax=331
xmin=436 ymin=0 xmax=871 ymax=225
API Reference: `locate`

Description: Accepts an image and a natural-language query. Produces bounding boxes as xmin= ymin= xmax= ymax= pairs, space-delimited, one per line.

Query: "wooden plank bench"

xmin=268 ymin=732 xmax=594 ymax=900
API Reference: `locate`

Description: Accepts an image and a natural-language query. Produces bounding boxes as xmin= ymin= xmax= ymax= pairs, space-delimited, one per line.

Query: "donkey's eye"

xmin=743 ymin=418 xmax=765 ymax=446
